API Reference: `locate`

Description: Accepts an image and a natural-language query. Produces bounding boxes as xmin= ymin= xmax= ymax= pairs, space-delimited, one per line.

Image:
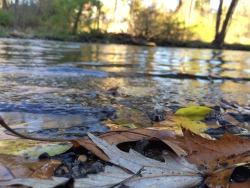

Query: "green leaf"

xmin=175 ymin=106 xmax=213 ymax=120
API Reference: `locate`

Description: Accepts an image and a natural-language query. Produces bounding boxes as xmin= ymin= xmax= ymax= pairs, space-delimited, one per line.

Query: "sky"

xmin=210 ymin=0 xmax=232 ymax=11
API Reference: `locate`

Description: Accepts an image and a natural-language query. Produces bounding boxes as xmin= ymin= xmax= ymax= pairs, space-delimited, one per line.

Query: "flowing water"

xmin=0 ymin=38 xmax=249 ymax=137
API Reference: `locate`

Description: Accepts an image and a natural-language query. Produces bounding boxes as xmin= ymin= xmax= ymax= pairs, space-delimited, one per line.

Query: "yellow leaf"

xmin=175 ymin=106 xmax=213 ymax=120
xmin=0 ymin=140 xmax=72 ymax=159
xmin=173 ymin=116 xmax=208 ymax=134
xmin=154 ymin=115 xmax=208 ymax=135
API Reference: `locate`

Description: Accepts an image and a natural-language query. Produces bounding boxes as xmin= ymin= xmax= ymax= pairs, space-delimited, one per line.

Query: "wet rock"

xmin=87 ymin=161 xmax=104 ymax=174
xmin=72 ymin=166 xmax=83 ymax=178
xmin=148 ymin=107 xmax=166 ymax=122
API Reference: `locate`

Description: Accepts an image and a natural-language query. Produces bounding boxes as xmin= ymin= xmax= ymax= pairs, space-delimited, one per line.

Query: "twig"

xmin=0 ymin=115 xmax=66 ymax=142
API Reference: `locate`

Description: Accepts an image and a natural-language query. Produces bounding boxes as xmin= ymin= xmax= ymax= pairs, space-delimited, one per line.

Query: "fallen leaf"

xmin=0 ymin=154 xmax=61 ymax=181
xmin=2 ymin=153 xmax=249 ymax=188
xmin=0 ymin=162 xmax=202 ymax=188
xmin=0 ymin=139 xmax=72 ymax=159
xmin=76 ymin=128 xmax=187 ymax=161
xmin=183 ymin=129 xmax=250 ymax=165
xmin=0 ymin=166 xmax=130 ymax=188
xmin=154 ymin=115 xmax=208 ymax=135
xmin=202 ymin=151 xmax=250 ymax=187
xmin=88 ymin=132 xmax=204 ymax=187
xmin=0 ymin=133 xmax=203 ymax=188
xmin=175 ymin=106 xmax=213 ymax=120
xmin=182 ymin=129 xmax=250 ymax=187
xmin=205 ymin=168 xmax=233 ymax=188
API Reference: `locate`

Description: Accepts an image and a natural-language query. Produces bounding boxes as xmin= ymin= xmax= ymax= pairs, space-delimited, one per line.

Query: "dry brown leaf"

xmin=205 ymin=168 xmax=233 ymax=188
xmin=76 ymin=128 xmax=187 ymax=161
xmin=0 ymin=154 xmax=61 ymax=181
xmin=183 ymin=129 xmax=250 ymax=165
xmin=182 ymin=129 xmax=250 ymax=187
xmin=203 ymin=151 xmax=250 ymax=187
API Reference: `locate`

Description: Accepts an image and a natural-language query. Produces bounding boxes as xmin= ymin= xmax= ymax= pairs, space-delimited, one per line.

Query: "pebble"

xmin=77 ymin=155 xmax=88 ymax=163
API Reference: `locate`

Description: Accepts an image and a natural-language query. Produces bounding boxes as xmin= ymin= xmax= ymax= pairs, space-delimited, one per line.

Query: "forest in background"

xmin=0 ymin=0 xmax=248 ymax=49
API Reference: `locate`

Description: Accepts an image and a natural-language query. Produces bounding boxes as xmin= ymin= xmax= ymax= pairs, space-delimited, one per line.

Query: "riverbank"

xmin=2 ymin=29 xmax=250 ymax=51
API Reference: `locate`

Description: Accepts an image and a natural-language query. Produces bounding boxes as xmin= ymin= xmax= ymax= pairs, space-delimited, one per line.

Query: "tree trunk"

xmin=72 ymin=3 xmax=84 ymax=35
xmin=22 ymin=0 xmax=27 ymax=31
xmin=96 ymin=5 xmax=101 ymax=30
xmin=114 ymin=0 xmax=117 ymax=23
xmin=13 ymin=0 xmax=19 ymax=30
xmin=2 ymin=0 xmax=8 ymax=9
xmin=215 ymin=0 xmax=223 ymax=37
xmin=173 ymin=0 xmax=182 ymax=13
xmin=185 ymin=0 xmax=196 ymax=26
xmin=212 ymin=0 xmax=238 ymax=48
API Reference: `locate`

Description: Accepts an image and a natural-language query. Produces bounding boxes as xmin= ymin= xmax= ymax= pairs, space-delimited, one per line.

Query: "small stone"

xmin=77 ymin=155 xmax=87 ymax=163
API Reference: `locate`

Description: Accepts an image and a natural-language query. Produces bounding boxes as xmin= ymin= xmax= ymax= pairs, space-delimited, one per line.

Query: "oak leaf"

xmin=76 ymin=128 xmax=187 ymax=161
xmin=182 ymin=129 xmax=250 ymax=187
xmin=87 ymin=132 xmax=204 ymax=188
xmin=183 ymin=129 xmax=250 ymax=165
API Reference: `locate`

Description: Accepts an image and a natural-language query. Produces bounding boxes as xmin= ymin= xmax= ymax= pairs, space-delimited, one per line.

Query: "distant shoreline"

xmin=2 ymin=31 xmax=250 ymax=51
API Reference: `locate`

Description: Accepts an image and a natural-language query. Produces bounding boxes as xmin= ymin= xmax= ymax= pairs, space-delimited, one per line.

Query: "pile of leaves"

xmin=0 ymin=99 xmax=250 ymax=188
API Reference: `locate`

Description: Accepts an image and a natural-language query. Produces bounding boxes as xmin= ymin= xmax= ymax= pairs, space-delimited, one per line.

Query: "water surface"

xmin=0 ymin=38 xmax=249 ymax=136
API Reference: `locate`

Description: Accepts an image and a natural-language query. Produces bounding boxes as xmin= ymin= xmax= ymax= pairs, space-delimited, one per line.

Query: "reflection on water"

xmin=0 ymin=38 xmax=249 ymax=133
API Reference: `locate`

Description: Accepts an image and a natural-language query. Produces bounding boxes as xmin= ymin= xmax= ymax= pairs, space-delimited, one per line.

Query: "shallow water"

xmin=0 ymin=38 xmax=249 ymax=136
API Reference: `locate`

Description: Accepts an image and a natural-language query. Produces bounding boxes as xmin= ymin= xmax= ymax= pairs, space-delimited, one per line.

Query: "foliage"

xmin=0 ymin=27 xmax=10 ymax=37
xmin=39 ymin=0 xmax=73 ymax=35
xmin=128 ymin=2 xmax=194 ymax=41
xmin=0 ymin=0 xmax=249 ymax=45
xmin=0 ymin=9 xmax=13 ymax=27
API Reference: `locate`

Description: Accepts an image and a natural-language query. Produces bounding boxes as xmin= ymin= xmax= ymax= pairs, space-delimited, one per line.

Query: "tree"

xmin=2 ymin=0 xmax=9 ymax=9
xmin=215 ymin=0 xmax=223 ymax=38
xmin=13 ymin=0 xmax=19 ymax=30
xmin=72 ymin=0 xmax=86 ymax=34
xmin=212 ymin=0 xmax=239 ymax=48
xmin=185 ymin=0 xmax=196 ymax=26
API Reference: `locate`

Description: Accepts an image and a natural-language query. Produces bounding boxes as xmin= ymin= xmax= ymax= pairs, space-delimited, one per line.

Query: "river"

xmin=0 ymin=38 xmax=249 ymax=137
